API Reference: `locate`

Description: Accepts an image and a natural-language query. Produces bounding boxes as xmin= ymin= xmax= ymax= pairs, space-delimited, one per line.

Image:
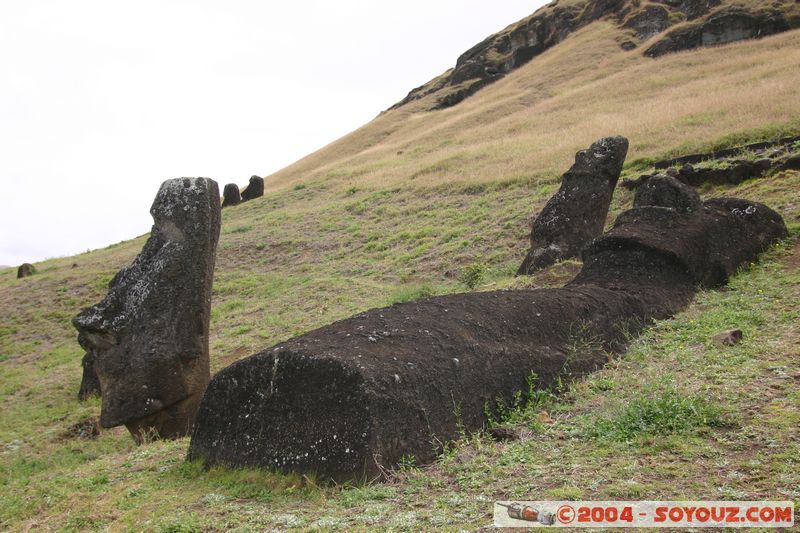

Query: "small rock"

xmin=17 ymin=263 xmax=35 ymax=278
xmin=713 ymin=329 xmax=743 ymax=347
xmin=487 ymin=427 xmax=518 ymax=442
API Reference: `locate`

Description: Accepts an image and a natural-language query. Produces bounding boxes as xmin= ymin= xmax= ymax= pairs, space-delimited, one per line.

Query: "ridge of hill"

xmin=389 ymin=0 xmax=800 ymax=111
xmin=1 ymin=5 xmax=800 ymax=530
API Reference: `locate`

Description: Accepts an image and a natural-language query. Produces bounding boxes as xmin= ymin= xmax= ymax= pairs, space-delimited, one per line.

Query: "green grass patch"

xmin=586 ymin=389 xmax=729 ymax=441
xmin=386 ymin=283 xmax=437 ymax=305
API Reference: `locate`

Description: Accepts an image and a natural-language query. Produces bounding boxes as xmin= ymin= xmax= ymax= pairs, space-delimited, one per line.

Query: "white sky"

xmin=0 ymin=1 xmax=546 ymax=266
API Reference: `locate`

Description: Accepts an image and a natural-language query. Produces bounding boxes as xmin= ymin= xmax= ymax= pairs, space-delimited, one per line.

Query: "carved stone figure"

xmin=73 ymin=177 xmax=221 ymax=442
xmin=517 ymin=136 xmax=628 ymax=275
xmin=188 ymin=177 xmax=785 ymax=480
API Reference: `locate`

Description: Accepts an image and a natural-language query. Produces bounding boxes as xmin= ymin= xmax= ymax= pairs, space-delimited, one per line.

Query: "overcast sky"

xmin=0 ymin=1 xmax=546 ymax=266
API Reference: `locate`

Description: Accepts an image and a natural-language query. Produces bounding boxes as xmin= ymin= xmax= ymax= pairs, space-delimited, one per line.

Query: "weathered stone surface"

xmin=188 ymin=179 xmax=786 ymax=480
xmin=778 ymin=155 xmax=800 ymax=171
xmin=221 ymin=183 xmax=241 ymax=208
xmin=634 ymin=174 xmax=702 ymax=213
xmin=623 ymin=136 xmax=800 ymax=191
xmin=241 ymin=175 xmax=264 ymax=202
xmin=78 ymin=350 xmax=101 ymax=400
xmin=645 ymin=7 xmax=798 ymax=57
xmin=73 ymin=178 xmax=221 ymax=442
xmin=517 ymin=136 xmax=629 ymax=275
xmin=652 ymin=135 xmax=800 ymax=169
xmin=17 ymin=263 xmax=35 ymax=278
xmin=623 ymin=4 xmax=671 ymax=41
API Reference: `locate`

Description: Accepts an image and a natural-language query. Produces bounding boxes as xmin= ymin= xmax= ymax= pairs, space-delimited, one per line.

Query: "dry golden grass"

xmin=267 ymin=23 xmax=800 ymax=191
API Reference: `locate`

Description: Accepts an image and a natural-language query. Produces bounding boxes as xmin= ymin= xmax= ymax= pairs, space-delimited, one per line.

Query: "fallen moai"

xmin=241 ymin=175 xmax=264 ymax=201
xmin=517 ymin=137 xmax=628 ymax=275
xmin=73 ymin=178 xmax=221 ymax=442
xmin=188 ymin=176 xmax=786 ymax=480
xmin=221 ymin=183 xmax=242 ymax=208
xmin=17 ymin=263 xmax=36 ymax=278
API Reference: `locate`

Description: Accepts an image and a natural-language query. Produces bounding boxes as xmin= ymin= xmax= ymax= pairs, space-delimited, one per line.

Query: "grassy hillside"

xmin=1 ymin=20 xmax=800 ymax=533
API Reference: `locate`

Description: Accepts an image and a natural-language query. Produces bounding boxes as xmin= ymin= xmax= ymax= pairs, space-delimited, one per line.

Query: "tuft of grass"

xmin=586 ymin=389 xmax=729 ymax=441
xmin=386 ymin=283 xmax=437 ymax=305
xmin=229 ymin=225 xmax=252 ymax=234
xmin=485 ymin=372 xmax=560 ymax=430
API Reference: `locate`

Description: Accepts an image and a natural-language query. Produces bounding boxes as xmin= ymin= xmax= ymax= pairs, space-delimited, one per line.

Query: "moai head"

xmin=73 ymin=178 xmax=221 ymax=442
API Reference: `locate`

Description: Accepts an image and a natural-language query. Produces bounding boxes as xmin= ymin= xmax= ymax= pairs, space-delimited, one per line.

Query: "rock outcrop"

xmin=622 ymin=135 xmax=800 ymax=190
xmin=517 ymin=136 xmax=628 ymax=275
xmin=17 ymin=263 xmax=35 ymax=278
xmin=241 ymin=175 xmax=264 ymax=202
xmin=221 ymin=183 xmax=241 ymax=208
xmin=73 ymin=178 xmax=221 ymax=442
xmin=389 ymin=0 xmax=798 ymax=111
xmin=645 ymin=6 xmax=799 ymax=57
xmin=188 ymin=174 xmax=786 ymax=480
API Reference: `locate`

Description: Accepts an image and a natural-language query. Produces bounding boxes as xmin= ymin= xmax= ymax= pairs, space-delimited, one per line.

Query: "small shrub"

xmin=459 ymin=262 xmax=486 ymax=290
xmin=293 ymin=183 xmax=307 ymax=190
xmin=587 ymin=390 xmax=728 ymax=441
xmin=484 ymin=372 xmax=559 ymax=429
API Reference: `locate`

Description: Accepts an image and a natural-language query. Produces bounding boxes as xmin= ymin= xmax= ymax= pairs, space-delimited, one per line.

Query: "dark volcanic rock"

xmin=653 ymin=135 xmax=800 ymax=169
xmin=487 ymin=427 xmax=519 ymax=442
xmin=188 ymin=171 xmax=786 ymax=481
xmin=634 ymin=175 xmax=702 ymax=213
xmin=678 ymin=161 xmax=764 ymax=187
xmin=645 ymin=7 xmax=797 ymax=57
xmin=623 ymin=4 xmax=671 ymax=41
xmin=778 ymin=155 xmax=800 ymax=171
xmin=17 ymin=263 xmax=35 ymax=278
xmin=221 ymin=183 xmax=241 ymax=208
xmin=517 ymin=136 xmax=629 ymax=275
xmin=78 ymin=350 xmax=101 ymax=400
xmin=73 ymin=178 xmax=221 ymax=442
xmin=241 ymin=175 xmax=264 ymax=202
